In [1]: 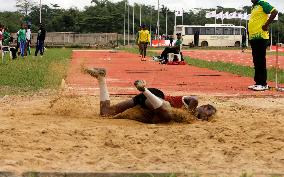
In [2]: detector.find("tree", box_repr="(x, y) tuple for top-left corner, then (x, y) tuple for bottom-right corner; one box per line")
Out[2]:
(16, 0), (35, 16)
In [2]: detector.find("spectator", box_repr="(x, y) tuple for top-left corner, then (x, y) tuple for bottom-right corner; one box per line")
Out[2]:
(25, 24), (32, 55)
(137, 24), (150, 61)
(17, 23), (26, 58)
(35, 23), (46, 57)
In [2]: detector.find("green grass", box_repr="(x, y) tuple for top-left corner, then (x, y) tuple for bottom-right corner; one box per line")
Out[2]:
(267, 51), (284, 56)
(0, 48), (72, 96)
(240, 172), (254, 177)
(123, 47), (284, 84)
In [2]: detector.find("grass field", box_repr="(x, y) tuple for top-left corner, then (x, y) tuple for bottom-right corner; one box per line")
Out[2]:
(0, 48), (72, 96)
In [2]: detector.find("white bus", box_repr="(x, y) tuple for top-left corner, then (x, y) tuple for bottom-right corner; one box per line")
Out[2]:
(174, 24), (246, 47)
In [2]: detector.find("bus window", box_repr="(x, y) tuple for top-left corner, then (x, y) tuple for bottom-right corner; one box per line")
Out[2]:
(206, 27), (215, 35)
(185, 27), (193, 35)
(176, 27), (183, 31)
(241, 28), (247, 35)
(224, 27), (234, 35)
(216, 28), (223, 35)
(234, 28), (241, 35)
(200, 27), (206, 35)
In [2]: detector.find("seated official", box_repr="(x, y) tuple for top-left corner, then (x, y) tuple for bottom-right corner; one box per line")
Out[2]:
(153, 33), (183, 64)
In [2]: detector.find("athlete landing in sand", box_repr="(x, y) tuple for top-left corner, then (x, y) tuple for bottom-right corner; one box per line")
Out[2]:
(83, 67), (217, 123)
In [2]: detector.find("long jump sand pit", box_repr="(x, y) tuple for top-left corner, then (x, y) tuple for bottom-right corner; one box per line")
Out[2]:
(0, 92), (284, 176)
(1, 50), (284, 176)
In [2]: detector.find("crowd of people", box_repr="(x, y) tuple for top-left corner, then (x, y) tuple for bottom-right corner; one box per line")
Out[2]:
(0, 23), (46, 60)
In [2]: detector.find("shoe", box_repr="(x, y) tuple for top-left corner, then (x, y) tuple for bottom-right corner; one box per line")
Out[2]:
(152, 56), (160, 62)
(84, 68), (106, 78)
(160, 60), (167, 64)
(252, 85), (269, 91)
(248, 84), (257, 90)
(141, 57), (147, 61)
(134, 80), (146, 92)
(182, 96), (198, 112)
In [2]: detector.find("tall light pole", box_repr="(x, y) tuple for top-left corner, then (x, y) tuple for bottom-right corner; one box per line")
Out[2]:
(166, 9), (167, 37)
(39, 0), (42, 23)
(133, 4), (135, 41)
(128, 2), (130, 45)
(157, 0), (160, 47)
(124, 1), (126, 45)
(140, 4), (142, 26)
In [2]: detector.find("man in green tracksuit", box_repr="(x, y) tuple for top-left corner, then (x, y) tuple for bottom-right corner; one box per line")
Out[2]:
(248, 0), (278, 91)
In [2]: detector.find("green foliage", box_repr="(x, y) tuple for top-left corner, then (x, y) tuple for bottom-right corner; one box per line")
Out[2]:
(0, 12), (24, 32)
(0, 48), (72, 96)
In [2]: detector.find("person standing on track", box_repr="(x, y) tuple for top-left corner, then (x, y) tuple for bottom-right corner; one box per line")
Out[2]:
(248, 0), (278, 91)
(137, 24), (151, 61)
(135, 25), (143, 57)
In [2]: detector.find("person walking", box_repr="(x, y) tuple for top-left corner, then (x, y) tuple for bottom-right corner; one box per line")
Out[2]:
(248, 0), (278, 91)
(135, 25), (143, 57)
(35, 24), (46, 57)
(137, 24), (150, 61)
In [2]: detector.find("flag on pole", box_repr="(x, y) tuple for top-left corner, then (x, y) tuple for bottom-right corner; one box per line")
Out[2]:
(242, 12), (248, 20)
(216, 11), (223, 19)
(246, 14), (251, 20)
(205, 11), (216, 18)
(228, 12), (237, 19)
(236, 12), (244, 19)
(223, 12), (229, 20)
(175, 10), (183, 17)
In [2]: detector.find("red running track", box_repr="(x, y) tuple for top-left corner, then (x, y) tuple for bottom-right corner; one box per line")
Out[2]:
(182, 50), (284, 69)
(66, 50), (283, 96)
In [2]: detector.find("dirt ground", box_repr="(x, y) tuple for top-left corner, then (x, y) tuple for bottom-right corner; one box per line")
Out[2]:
(0, 91), (283, 176)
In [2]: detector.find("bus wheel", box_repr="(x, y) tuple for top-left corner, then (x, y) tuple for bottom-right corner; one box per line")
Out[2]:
(201, 41), (208, 47)
(234, 41), (241, 47)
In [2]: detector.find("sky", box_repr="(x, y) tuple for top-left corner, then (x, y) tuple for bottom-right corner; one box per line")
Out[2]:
(0, 0), (283, 12)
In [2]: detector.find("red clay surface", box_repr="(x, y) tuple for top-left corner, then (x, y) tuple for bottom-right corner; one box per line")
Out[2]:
(183, 50), (284, 69)
(66, 50), (284, 96)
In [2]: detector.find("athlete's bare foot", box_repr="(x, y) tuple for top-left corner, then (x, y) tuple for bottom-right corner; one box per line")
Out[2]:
(134, 80), (147, 92)
(84, 68), (106, 78)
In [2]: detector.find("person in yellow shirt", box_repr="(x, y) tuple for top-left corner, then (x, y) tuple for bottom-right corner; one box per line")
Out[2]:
(137, 24), (151, 61)
(248, 0), (278, 91)
(135, 26), (143, 57)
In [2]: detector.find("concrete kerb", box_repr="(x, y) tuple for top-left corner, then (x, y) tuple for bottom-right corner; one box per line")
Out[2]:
(0, 172), (18, 177)
(22, 173), (178, 177)
(1, 172), (283, 177)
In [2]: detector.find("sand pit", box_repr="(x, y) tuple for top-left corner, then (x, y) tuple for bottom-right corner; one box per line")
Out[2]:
(0, 92), (284, 176)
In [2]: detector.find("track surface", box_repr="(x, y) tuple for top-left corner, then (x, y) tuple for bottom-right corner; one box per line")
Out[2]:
(66, 50), (283, 96)
(183, 49), (284, 69)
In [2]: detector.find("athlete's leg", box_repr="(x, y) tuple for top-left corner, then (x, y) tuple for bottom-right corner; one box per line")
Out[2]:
(134, 80), (172, 122)
(84, 68), (136, 116)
